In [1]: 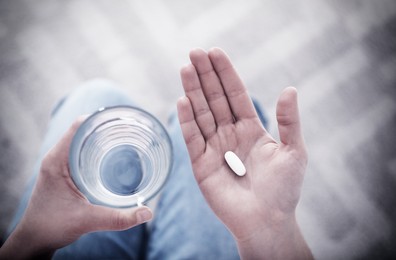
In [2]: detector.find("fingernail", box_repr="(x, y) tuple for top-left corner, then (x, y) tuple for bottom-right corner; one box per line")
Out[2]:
(137, 209), (152, 224)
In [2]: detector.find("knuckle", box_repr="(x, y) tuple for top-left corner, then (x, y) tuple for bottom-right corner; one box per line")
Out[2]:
(194, 107), (210, 118)
(40, 151), (56, 175)
(112, 211), (130, 229)
(276, 114), (297, 126)
(226, 87), (245, 98)
(186, 133), (201, 145)
(206, 90), (224, 102)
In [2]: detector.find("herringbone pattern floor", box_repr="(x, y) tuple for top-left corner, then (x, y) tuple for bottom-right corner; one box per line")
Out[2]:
(1, 0), (395, 258)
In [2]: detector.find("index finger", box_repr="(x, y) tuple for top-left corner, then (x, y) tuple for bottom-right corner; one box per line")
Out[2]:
(45, 115), (88, 169)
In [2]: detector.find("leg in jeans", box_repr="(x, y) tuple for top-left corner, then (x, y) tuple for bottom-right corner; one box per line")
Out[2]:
(7, 79), (147, 259)
(147, 100), (267, 259)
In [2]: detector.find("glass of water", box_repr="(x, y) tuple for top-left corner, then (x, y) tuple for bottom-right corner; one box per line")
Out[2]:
(69, 106), (173, 208)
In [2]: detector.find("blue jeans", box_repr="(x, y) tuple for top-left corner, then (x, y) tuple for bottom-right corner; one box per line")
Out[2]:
(7, 79), (267, 259)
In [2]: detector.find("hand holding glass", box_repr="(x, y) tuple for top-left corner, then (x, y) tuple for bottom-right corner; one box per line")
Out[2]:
(69, 106), (173, 208)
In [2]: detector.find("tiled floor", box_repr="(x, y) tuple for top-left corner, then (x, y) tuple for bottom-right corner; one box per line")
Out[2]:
(0, 0), (395, 258)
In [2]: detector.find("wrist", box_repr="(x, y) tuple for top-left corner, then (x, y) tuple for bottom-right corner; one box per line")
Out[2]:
(235, 214), (313, 260)
(0, 220), (55, 260)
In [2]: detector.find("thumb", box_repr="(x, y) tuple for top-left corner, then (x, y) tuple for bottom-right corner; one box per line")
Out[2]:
(83, 205), (153, 232)
(276, 87), (303, 146)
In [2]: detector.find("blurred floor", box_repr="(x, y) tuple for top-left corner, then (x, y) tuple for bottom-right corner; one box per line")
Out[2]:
(0, 0), (395, 259)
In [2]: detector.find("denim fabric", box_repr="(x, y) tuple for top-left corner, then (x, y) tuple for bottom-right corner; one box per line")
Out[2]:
(7, 79), (267, 259)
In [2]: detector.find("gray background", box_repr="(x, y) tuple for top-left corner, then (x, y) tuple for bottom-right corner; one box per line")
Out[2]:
(1, 0), (395, 259)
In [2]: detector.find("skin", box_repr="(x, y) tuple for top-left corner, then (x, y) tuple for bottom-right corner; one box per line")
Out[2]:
(0, 47), (313, 259)
(0, 116), (153, 259)
(177, 48), (313, 259)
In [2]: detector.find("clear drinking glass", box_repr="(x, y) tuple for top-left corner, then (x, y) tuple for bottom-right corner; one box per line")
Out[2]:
(69, 106), (173, 208)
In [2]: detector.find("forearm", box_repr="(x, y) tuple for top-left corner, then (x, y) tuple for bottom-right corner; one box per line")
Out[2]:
(236, 216), (313, 260)
(0, 223), (55, 260)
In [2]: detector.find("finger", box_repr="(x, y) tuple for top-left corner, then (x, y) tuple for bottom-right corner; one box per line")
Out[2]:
(45, 115), (89, 167)
(180, 64), (217, 139)
(189, 48), (234, 125)
(177, 96), (206, 162)
(83, 205), (153, 232)
(208, 47), (257, 121)
(276, 87), (304, 146)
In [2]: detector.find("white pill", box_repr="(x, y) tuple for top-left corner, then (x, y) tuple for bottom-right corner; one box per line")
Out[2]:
(224, 151), (246, 176)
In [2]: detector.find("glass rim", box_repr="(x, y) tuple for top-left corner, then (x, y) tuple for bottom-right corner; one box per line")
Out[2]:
(69, 105), (174, 208)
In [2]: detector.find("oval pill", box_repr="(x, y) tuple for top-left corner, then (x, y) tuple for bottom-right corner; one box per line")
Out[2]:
(224, 151), (246, 176)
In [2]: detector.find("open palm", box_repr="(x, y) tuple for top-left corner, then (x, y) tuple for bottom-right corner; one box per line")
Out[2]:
(177, 48), (308, 241)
